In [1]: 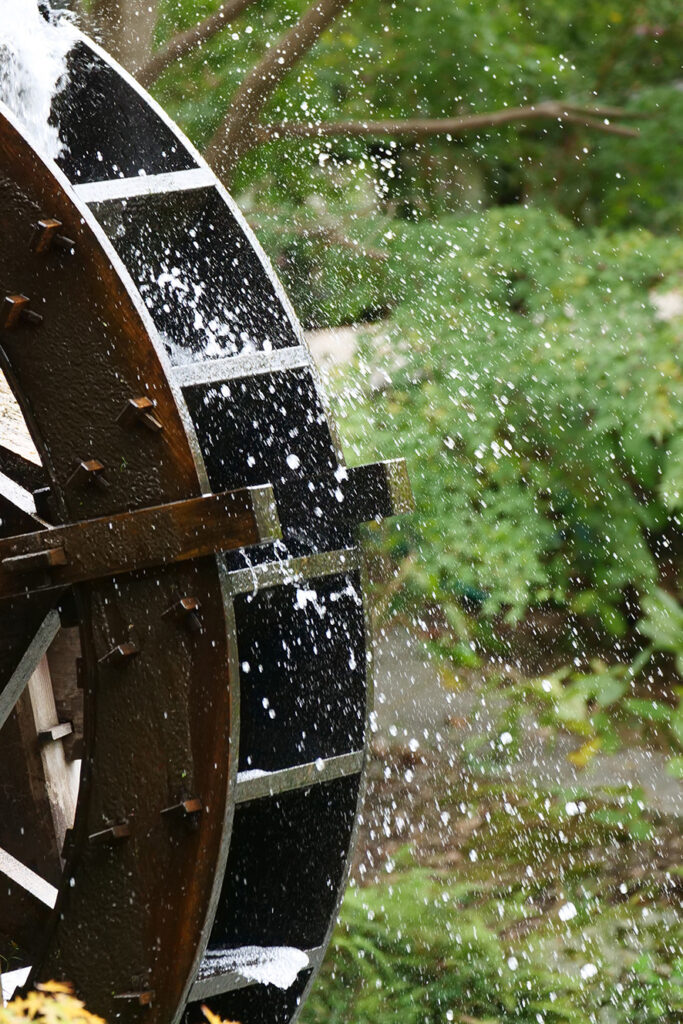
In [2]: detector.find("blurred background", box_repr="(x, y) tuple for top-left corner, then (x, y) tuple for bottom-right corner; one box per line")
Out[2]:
(35, 2), (683, 1020)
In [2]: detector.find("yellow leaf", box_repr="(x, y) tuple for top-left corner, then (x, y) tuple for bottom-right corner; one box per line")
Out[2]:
(2, 987), (106, 1024)
(201, 1006), (241, 1024)
(35, 982), (74, 995)
(568, 735), (602, 768)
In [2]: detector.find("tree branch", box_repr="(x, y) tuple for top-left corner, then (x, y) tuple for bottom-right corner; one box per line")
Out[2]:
(203, 0), (354, 176)
(253, 101), (640, 145)
(137, 0), (258, 88)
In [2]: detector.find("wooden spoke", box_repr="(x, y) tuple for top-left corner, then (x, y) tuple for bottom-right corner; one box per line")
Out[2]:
(0, 846), (58, 909)
(0, 443), (45, 493)
(1, 967), (32, 1005)
(0, 469), (45, 537)
(0, 610), (60, 734)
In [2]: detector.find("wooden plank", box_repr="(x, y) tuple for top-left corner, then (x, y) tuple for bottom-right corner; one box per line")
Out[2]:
(38, 722), (74, 744)
(0, 486), (281, 600)
(235, 752), (364, 805)
(277, 459), (414, 529)
(75, 169), (214, 205)
(224, 548), (360, 597)
(46, 626), (83, 764)
(27, 656), (77, 851)
(172, 346), (310, 388)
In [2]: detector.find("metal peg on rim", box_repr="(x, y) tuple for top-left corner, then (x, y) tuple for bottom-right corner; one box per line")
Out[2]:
(30, 218), (75, 255)
(33, 486), (57, 522)
(67, 458), (110, 491)
(88, 821), (131, 844)
(161, 797), (203, 830)
(2, 294), (43, 329)
(162, 595), (202, 633)
(98, 641), (139, 668)
(117, 396), (164, 433)
(113, 991), (154, 1007)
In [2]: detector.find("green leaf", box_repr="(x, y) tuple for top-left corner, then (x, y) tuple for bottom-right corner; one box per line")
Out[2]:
(638, 589), (683, 652)
(669, 706), (683, 749)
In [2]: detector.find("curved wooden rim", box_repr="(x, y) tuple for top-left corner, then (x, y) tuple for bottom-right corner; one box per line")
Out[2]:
(0, 101), (234, 1023)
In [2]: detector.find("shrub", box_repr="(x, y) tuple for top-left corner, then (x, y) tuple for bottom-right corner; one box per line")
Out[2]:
(332, 207), (682, 666)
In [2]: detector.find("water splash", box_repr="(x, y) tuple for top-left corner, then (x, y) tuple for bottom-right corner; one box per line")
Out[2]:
(199, 946), (310, 989)
(0, 0), (75, 160)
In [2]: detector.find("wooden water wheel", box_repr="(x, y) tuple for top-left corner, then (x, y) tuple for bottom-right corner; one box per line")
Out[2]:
(0, 24), (412, 1024)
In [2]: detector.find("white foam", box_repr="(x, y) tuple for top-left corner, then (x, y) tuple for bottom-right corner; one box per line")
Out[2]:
(201, 946), (310, 989)
(0, 1), (75, 159)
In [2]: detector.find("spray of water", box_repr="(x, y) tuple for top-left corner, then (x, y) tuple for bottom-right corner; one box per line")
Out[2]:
(0, 0), (75, 160)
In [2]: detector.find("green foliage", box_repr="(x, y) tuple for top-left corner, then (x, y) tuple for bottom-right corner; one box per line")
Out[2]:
(331, 207), (682, 641)
(589, 786), (655, 841)
(303, 871), (587, 1024)
(301, 772), (683, 1024)
(251, 195), (683, 747)
(153, 0), (683, 226)
(638, 589), (683, 678)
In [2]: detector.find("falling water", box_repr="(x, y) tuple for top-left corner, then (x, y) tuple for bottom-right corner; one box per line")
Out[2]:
(0, 0), (75, 160)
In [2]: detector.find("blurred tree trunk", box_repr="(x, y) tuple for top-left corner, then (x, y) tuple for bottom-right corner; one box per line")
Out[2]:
(203, 0), (353, 177)
(84, 0), (158, 74)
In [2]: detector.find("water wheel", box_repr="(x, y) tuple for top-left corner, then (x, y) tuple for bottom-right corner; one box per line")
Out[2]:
(0, 25), (412, 1024)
